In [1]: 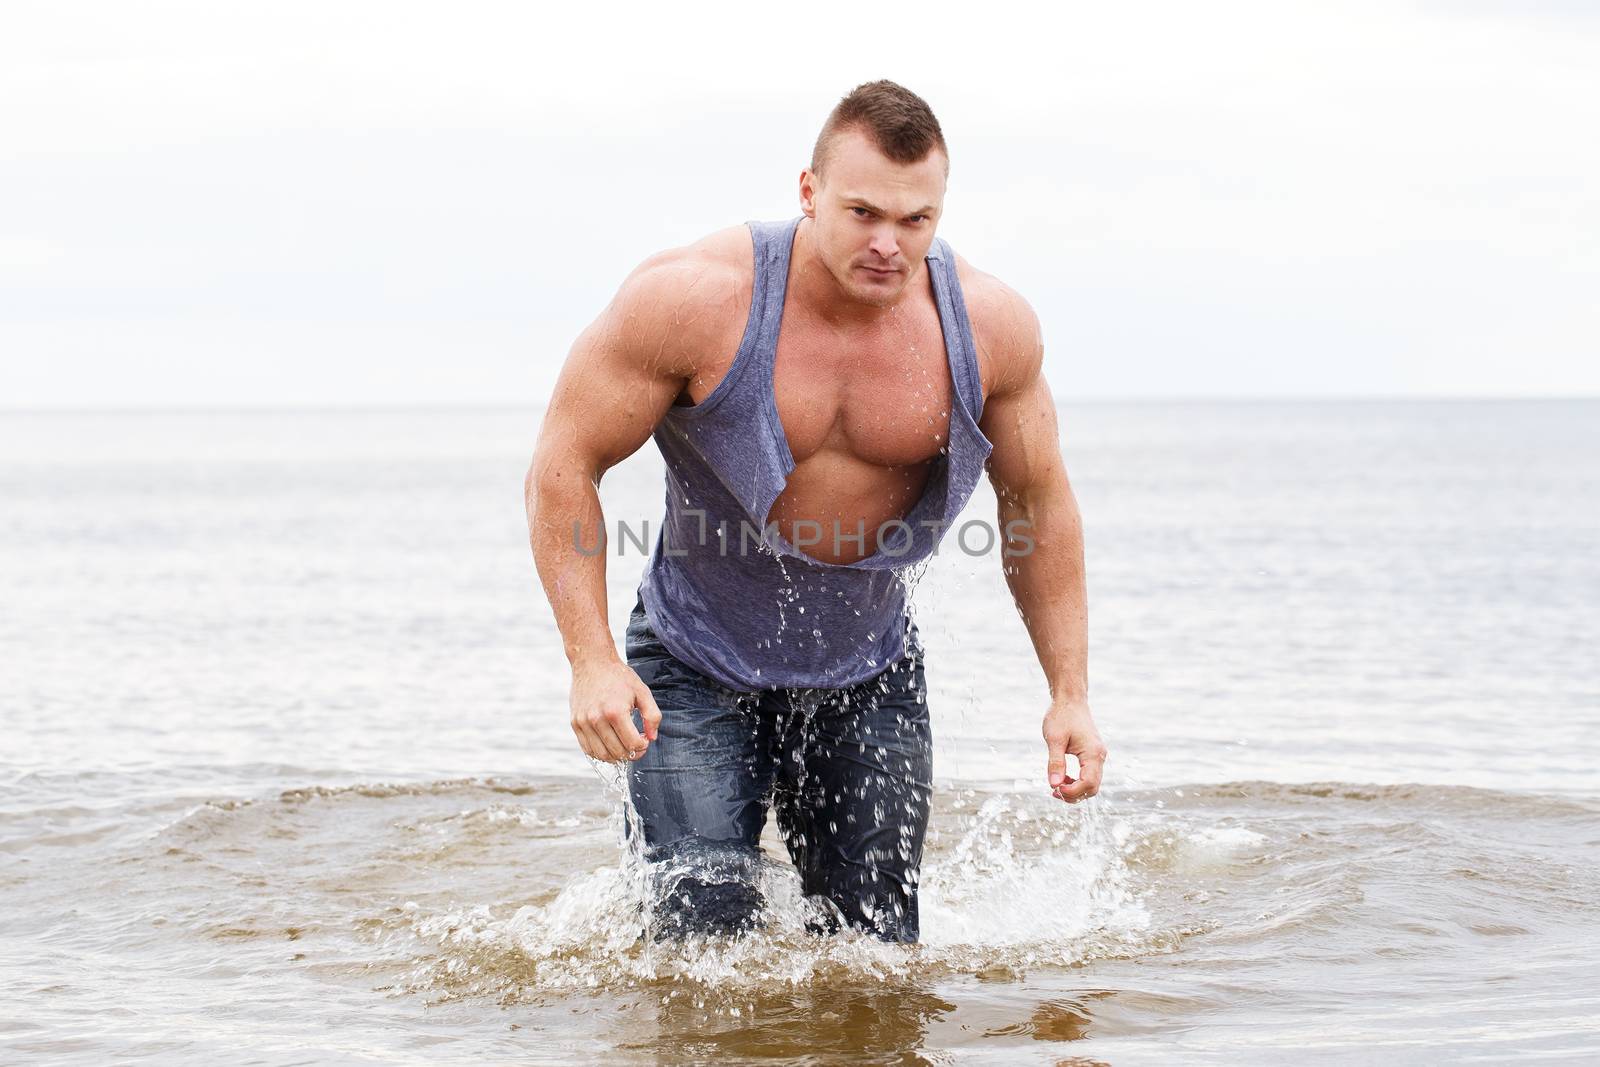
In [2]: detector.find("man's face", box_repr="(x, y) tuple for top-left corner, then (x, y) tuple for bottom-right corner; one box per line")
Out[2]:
(799, 128), (947, 308)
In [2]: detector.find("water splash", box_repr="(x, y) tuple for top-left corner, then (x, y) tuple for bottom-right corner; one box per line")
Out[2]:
(386, 787), (1171, 1004)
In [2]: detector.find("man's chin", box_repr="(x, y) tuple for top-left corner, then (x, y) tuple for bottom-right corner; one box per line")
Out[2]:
(844, 278), (905, 307)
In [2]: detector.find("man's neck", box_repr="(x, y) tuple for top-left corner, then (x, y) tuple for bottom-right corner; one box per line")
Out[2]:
(787, 217), (926, 332)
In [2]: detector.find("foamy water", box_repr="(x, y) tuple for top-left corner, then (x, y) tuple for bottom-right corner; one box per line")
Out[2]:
(3, 401), (1598, 1063)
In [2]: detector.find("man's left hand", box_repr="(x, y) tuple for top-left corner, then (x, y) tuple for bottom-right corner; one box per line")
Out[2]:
(1042, 698), (1107, 803)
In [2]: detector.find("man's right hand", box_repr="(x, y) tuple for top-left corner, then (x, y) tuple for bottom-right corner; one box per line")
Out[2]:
(569, 656), (663, 762)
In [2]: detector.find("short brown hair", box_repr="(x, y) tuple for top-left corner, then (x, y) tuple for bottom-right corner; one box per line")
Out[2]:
(810, 80), (948, 176)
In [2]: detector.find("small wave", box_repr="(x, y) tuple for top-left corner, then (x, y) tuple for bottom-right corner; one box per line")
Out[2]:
(278, 776), (537, 804)
(72, 771), (1595, 1016)
(1160, 780), (1600, 818)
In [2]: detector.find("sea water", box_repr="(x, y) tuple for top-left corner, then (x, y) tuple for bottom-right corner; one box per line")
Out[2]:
(2, 399), (1597, 1063)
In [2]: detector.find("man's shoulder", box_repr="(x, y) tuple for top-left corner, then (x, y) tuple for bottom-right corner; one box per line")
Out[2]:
(947, 249), (1043, 398)
(611, 225), (754, 356)
(623, 225), (753, 304)
(604, 225), (761, 367)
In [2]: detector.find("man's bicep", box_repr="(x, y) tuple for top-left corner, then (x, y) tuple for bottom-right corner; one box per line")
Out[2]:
(982, 362), (1066, 499)
(965, 273), (1063, 498)
(534, 276), (692, 481)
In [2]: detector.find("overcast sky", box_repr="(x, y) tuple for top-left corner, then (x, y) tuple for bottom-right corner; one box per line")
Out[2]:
(2, 0), (1595, 408)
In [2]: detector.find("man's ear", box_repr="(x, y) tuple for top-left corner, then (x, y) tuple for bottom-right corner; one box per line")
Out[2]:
(798, 169), (819, 217)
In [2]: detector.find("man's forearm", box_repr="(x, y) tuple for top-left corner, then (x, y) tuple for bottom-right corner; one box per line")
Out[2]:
(997, 480), (1088, 701)
(526, 458), (619, 670)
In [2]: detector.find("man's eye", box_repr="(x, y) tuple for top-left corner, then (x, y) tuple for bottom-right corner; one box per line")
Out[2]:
(906, 215), (927, 224)
(851, 207), (871, 218)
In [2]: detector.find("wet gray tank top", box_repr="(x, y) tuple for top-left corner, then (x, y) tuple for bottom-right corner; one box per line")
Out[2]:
(637, 216), (993, 691)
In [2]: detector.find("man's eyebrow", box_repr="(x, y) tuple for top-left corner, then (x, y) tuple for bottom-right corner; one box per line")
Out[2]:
(844, 197), (937, 218)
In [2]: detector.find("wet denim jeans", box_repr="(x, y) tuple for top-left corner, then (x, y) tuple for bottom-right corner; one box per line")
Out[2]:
(623, 595), (934, 943)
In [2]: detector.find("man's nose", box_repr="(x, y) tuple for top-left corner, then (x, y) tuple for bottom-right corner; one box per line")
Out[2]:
(869, 224), (900, 261)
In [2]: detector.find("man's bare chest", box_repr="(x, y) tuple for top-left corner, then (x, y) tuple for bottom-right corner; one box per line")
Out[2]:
(674, 259), (971, 473)
(771, 313), (955, 469)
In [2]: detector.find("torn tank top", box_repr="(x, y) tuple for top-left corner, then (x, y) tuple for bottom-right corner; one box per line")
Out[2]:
(636, 216), (993, 691)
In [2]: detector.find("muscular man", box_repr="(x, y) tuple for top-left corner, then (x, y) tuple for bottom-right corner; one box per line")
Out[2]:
(525, 81), (1106, 942)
